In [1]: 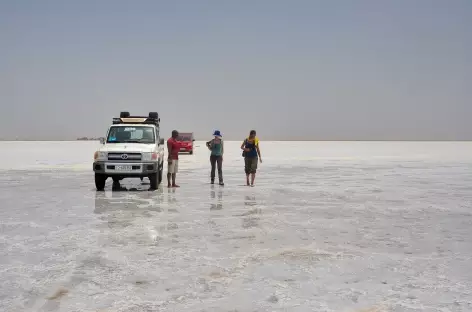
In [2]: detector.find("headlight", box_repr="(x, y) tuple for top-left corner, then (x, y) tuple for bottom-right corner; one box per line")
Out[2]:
(142, 152), (158, 161)
(94, 151), (107, 160)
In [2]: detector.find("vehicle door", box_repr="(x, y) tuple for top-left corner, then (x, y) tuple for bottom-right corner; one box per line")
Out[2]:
(156, 128), (165, 159)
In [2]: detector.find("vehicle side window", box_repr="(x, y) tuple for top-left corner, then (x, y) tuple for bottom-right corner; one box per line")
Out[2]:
(108, 128), (118, 141)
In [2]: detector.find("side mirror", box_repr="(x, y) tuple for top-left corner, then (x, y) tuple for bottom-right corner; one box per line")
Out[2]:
(159, 138), (165, 145)
(99, 137), (105, 144)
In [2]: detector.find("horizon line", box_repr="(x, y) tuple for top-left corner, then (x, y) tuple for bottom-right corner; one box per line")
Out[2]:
(1, 139), (471, 143)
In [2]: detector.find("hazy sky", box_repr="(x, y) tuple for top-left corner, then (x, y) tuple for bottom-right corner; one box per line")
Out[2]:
(1, 0), (471, 140)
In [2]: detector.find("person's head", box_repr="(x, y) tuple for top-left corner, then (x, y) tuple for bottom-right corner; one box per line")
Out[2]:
(172, 130), (179, 138)
(213, 130), (222, 139)
(249, 130), (256, 139)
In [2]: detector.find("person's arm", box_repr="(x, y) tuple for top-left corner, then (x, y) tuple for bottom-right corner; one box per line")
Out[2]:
(241, 139), (249, 151)
(206, 139), (213, 150)
(167, 140), (172, 162)
(221, 140), (224, 155)
(256, 140), (262, 162)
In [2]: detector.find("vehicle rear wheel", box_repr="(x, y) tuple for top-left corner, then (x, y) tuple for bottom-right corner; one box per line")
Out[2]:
(149, 171), (159, 190)
(95, 174), (107, 191)
(189, 150), (193, 155)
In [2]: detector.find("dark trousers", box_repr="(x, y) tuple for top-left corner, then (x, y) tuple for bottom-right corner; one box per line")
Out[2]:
(210, 155), (223, 182)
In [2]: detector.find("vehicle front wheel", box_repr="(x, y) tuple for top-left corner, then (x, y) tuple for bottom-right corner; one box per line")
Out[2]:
(149, 171), (159, 190)
(189, 150), (193, 155)
(95, 173), (107, 191)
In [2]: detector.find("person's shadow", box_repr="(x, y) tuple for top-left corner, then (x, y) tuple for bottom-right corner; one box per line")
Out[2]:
(210, 185), (223, 210)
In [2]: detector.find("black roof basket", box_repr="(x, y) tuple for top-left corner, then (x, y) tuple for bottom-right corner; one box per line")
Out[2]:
(112, 112), (160, 126)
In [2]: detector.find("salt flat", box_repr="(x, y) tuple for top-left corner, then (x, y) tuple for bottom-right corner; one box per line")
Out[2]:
(0, 141), (471, 312)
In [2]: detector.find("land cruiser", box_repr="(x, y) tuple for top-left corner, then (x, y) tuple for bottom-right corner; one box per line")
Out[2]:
(93, 111), (165, 191)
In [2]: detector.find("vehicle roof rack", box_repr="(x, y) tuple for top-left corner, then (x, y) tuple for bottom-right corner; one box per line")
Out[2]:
(112, 115), (160, 127)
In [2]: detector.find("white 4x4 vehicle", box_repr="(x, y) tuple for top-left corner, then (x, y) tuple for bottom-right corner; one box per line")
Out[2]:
(93, 111), (165, 191)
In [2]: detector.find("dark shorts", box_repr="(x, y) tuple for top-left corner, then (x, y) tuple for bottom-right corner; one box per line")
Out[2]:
(244, 157), (258, 174)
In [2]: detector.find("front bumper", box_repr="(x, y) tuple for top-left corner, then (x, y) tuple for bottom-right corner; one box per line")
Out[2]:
(179, 146), (193, 152)
(93, 161), (159, 177)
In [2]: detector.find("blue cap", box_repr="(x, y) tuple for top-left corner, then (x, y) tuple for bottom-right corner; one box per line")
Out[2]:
(213, 130), (222, 137)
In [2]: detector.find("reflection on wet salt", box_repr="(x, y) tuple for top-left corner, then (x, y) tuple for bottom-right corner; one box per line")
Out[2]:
(93, 188), (164, 214)
(241, 195), (262, 229)
(166, 187), (178, 204)
(210, 185), (223, 210)
(244, 195), (256, 207)
(2, 141), (472, 312)
(165, 187), (179, 213)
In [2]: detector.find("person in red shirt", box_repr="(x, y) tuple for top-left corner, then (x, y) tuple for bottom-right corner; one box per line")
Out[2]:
(167, 130), (181, 187)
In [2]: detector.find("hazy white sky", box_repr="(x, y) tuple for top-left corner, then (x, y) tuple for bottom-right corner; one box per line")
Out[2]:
(1, 0), (470, 140)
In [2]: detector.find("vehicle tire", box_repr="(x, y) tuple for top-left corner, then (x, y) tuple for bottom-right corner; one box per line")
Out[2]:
(148, 112), (158, 119)
(95, 174), (107, 191)
(120, 111), (130, 118)
(189, 150), (193, 155)
(149, 171), (159, 190)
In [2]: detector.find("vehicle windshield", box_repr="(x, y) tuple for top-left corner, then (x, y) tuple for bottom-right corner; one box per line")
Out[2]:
(179, 136), (192, 141)
(178, 134), (192, 141)
(107, 126), (155, 144)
